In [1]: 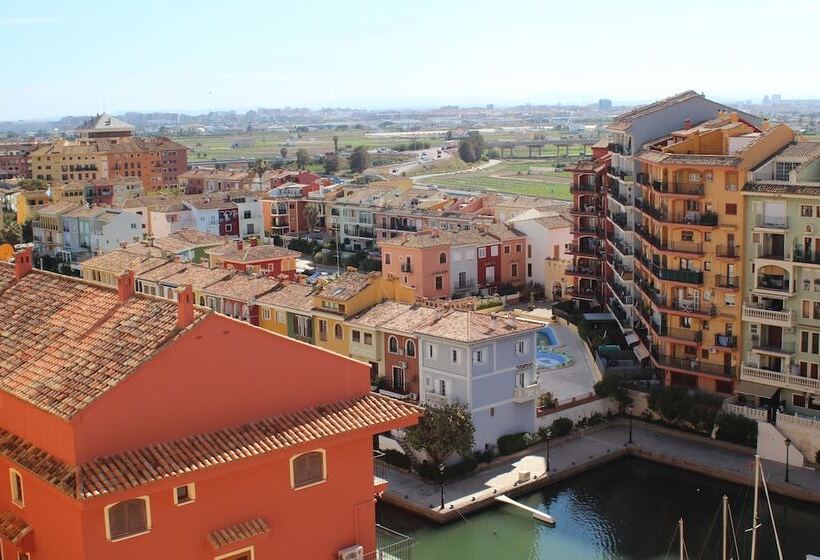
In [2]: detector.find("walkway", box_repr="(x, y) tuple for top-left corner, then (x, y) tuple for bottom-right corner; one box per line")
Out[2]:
(380, 421), (820, 523)
(537, 322), (599, 403)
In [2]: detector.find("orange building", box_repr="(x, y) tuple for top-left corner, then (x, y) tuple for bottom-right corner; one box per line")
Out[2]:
(0, 248), (418, 560)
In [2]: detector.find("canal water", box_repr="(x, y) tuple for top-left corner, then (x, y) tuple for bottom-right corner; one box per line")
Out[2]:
(378, 458), (820, 559)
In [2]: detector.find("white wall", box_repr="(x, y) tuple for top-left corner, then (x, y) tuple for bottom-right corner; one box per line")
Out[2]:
(536, 397), (618, 430)
(757, 421), (806, 467)
(509, 219), (571, 286)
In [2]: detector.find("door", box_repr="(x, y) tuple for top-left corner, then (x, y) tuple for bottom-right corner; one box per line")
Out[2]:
(486, 265), (495, 284)
(771, 234), (784, 257)
(392, 366), (405, 392)
(727, 233), (735, 255)
(768, 326), (782, 349)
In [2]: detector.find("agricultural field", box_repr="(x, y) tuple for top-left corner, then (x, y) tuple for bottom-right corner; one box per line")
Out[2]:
(415, 160), (572, 199)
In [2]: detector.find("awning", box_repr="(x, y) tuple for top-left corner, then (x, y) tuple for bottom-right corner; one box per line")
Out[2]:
(735, 380), (778, 399)
(631, 343), (650, 361)
(624, 333), (639, 345)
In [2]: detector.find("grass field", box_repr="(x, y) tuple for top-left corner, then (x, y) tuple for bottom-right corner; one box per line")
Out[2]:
(415, 160), (572, 199)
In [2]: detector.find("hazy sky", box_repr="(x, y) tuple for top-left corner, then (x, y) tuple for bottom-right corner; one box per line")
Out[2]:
(2, 0), (818, 120)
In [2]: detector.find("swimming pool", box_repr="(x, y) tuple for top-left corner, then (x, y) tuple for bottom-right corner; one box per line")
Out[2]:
(537, 326), (572, 369)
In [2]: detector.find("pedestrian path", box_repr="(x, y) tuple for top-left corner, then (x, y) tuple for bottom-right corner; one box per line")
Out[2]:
(380, 421), (820, 523)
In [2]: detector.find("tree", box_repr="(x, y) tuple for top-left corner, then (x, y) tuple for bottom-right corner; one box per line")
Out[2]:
(458, 132), (486, 163)
(280, 147), (288, 159)
(594, 374), (632, 411)
(348, 146), (371, 174)
(332, 135), (339, 153)
(404, 403), (474, 466)
(296, 148), (310, 169)
(21, 219), (33, 243)
(0, 220), (22, 245)
(250, 158), (269, 190)
(322, 153), (340, 174)
(304, 203), (320, 232)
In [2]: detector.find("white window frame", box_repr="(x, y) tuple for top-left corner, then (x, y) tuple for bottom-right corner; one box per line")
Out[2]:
(473, 347), (487, 365)
(104, 496), (152, 542)
(262, 308), (271, 321)
(173, 482), (196, 506)
(289, 449), (327, 490)
(478, 247), (487, 258)
(9, 469), (23, 508)
(516, 339), (528, 355)
(276, 310), (286, 324)
(215, 545), (256, 560)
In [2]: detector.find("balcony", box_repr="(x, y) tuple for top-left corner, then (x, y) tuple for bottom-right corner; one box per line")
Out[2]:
(636, 172), (650, 186)
(608, 235), (633, 257)
(607, 279), (634, 305)
(754, 215), (789, 230)
(755, 275), (792, 295)
(373, 451), (389, 492)
(653, 181), (705, 196)
(716, 244), (740, 259)
(565, 265), (600, 278)
(741, 365), (820, 393)
(570, 183), (600, 194)
(571, 224), (602, 237)
(793, 247), (820, 265)
(513, 382), (539, 402)
(609, 187), (631, 207)
(713, 333), (737, 349)
(609, 300), (632, 330)
(637, 254), (703, 285)
(751, 340), (795, 357)
(400, 262), (413, 273)
(652, 352), (735, 378)
(665, 298), (716, 318)
(654, 324), (702, 344)
(565, 243), (601, 257)
(423, 392), (453, 407)
(371, 525), (416, 560)
(742, 304), (795, 327)
(568, 286), (598, 301)
(715, 275), (739, 290)
(611, 212), (631, 231)
(570, 204), (603, 216)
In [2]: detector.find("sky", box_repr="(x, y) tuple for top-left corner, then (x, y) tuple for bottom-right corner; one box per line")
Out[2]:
(1, 0), (819, 121)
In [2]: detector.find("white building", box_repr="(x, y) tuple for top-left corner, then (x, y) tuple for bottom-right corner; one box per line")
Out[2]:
(507, 209), (573, 286)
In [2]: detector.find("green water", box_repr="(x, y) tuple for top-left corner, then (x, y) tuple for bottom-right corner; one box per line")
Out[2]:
(378, 458), (820, 559)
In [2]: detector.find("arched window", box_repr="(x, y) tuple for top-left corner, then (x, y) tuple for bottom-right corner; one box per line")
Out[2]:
(406, 339), (416, 357)
(106, 497), (149, 541)
(439, 252), (447, 264)
(199, 296), (205, 306)
(334, 323), (343, 339)
(388, 336), (399, 353)
(291, 450), (326, 489)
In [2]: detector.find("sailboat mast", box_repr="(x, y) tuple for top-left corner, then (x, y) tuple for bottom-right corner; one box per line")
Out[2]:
(679, 518), (685, 560)
(751, 455), (760, 560)
(722, 495), (728, 560)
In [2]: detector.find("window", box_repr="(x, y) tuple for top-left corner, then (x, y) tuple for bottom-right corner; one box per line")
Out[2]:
(406, 339), (416, 357)
(291, 450), (326, 489)
(276, 310), (286, 324)
(385, 253), (391, 265)
(490, 245), (499, 257)
(478, 247), (487, 258)
(528, 263), (532, 278)
(9, 469), (23, 507)
(334, 323), (343, 340)
(681, 230), (694, 242)
(439, 252), (447, 264)
(262, 308), (271, 321)
(515, 243), (523, 253)
(473, 348), (487, 365)
(318, 319), (328, 341)
(801, 205), (814, 217)
(516, 339), (527, 355)
(435, 275), (443, 290)
(352, 330), (361, 343)
(451, 348), (460, 364)
(511, 263), (519, 278)
(438, 379), (447, 396)
(504, 245), (511, 254)
(427, 343), (436, 359)
(173, 483), (196, 505)
(388, 336), (399, 353)
(106, 498), (150, 541)
(725, 203), (737, 216)
(295, 315), (311, 338)
(724, 294), (736, 307)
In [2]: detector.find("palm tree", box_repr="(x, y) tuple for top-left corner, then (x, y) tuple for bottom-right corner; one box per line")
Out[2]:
(333, 135), (339, 153)
(280, 147), (288, 160)
(251, 157), (269, 191)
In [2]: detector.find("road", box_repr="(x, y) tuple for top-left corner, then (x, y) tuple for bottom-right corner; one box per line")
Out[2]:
(412, 158), (501, 184)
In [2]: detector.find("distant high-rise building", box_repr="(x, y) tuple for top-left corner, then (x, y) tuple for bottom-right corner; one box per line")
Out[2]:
(771, 94), (782, 104)
(598, 99), (613, 111)
(763, 95), (771, 106)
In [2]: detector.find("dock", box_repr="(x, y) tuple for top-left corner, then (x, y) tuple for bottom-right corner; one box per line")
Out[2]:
(495, 494), (555, 525)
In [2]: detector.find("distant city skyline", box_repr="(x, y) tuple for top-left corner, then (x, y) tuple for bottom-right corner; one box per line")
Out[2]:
(2, 0), (819, 121)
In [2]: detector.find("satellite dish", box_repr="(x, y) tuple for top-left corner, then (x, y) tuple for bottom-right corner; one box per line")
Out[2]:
(0, 244), (13, 261)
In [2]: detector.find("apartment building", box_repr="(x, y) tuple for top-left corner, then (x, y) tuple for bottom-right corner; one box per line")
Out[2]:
(0, 142), (39, 178)
(31, 200), (82, 256)
(15, 189), (49, 223)
(75, 113), (135, 141)
(416, 311), (541, 451)
(0, 250), (418, 560)
(178, 168), (251, 194)
(507, 209), (573, 289)
(567, 154), (608, 305)
(256, 282), (317, 343)
(740, 141), (820, 417)
(629, 116), (793, 393)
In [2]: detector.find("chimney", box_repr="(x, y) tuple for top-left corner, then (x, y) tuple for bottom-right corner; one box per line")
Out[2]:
(176, 285), (194, 328)
(683, 118), (692, 130)
(13, 247), (33, 280)
(249, 236), (259, 247)
(236, 240), (243, 250)
(116, 270), (135, 302)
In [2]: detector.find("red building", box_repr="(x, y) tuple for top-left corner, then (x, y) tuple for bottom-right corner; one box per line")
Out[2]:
(105, 136), (189, 193)
(379, 305), (442, 398)
(0, 248), (418, 560)
(209, 241), (301, 280)
(218, 206), (239, 237)
(0, 142), (38, 179)
(475, 237), (502, 288)
(567, 140), (609, 308)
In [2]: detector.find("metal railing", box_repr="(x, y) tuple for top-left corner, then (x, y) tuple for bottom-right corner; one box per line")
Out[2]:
(756, 276), (790, 292)
(714, 333), (737, 348)
(364, 525), (416, 560)
(652, 352), (735, 378)
(715, 275), (739, 289)
(716, 244), (740, 258)
(755, 215), (788, 229)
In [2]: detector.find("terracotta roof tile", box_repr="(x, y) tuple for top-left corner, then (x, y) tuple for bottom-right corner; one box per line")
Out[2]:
(253, 282), (316, 313)
(151, 229), (226, 254)
(81, 248), (169, 275)
(202, 274), (280, 301)
(0, 511), (31, 544)
(380, 305), (443, 334)
(348, 301), (413, 328)
(151, 265), (233, 290)
(209, 244), (300, 263)
(0, 266), (207, 419)
(743, 182), (820, 196)
(207, 518), (270, 549)
(415, 310), (542, 343)
(315, 271), (374, 301)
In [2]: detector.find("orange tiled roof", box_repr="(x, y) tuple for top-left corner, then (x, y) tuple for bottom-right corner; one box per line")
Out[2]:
(0, 511), (31, 544)
(0, 394), (419, 499)
(207, 518), (270, 549)
(0, 265), (207, 419)
(209, 243), (300, 263)
(415, 310), (542, 343)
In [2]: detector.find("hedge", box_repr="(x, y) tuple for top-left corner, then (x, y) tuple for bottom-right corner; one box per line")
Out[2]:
(416, 458), (478, 481)
(550, 417), (574, 437)
(497, 432), (530, 455)
(381, 449), (411, 470)
(715, 413), (758, 447)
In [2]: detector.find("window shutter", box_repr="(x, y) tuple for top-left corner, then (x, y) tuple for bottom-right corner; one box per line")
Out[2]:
(109, 503), (128, 538)
(127, 499), (148, 533)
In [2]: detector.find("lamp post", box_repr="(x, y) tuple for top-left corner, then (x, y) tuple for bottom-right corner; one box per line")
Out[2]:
(438, 463), (445, 510)
(545, 428), (552, 473)
(785, 438), (791, 483)
(627, 404), (634, 445)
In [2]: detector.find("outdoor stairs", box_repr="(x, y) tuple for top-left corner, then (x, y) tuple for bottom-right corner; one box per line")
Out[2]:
(397, 437), (421, 469)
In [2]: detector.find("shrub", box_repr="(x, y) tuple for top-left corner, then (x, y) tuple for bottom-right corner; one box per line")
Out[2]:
(473, 449), (495, 464)
(538, 392), (557, 410)
(497, 432), (530, 455)
(715, 414), (758, 447)
(550, 417), (574, 437)
(648, 386), (722, 433)
(416, 457), (477, 481)
(381, 449), (411, 470)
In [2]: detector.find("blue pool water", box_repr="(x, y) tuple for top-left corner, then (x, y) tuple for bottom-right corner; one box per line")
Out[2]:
(536, 326), (571, 369)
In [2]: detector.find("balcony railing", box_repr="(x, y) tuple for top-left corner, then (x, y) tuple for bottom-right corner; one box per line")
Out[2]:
(754, 216), (789, 230)
(400, 262), (413, 273)
(793, 247), (820, 265)
(607, 279), (634, 305)
(611, 212), (629, 230)
(365, 525), (416, 560)
(741, 304), (795, 327)
(636, 172), (650, 186)
(741, 365), (820, 393)
(565, 266), (600, 277)
(565, 243), (601, 257)
(568, 286), (598, 300)
(638, 253), (703, 285)
(715, 275), (740, 289)
(570, 183), (600, 194)
(609, 300), (632, 330)
(652, 352), (735, 378)
(756, 276), (791, 293)
(570, 204), (603, 215)
(752, 340), (795, 355)
(714, 333), (737, 348)
(513, 382), (539, 402)
(424, 392), (453, 407)
(656, 325), (702, 343)
(653, 181), (705, 196)
(716, 244), (740, 258)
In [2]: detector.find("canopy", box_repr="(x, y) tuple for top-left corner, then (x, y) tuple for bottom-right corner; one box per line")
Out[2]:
(735, 380), (778, 399)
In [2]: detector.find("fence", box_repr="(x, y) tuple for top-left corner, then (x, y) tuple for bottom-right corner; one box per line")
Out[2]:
(363, 525), (416, 560)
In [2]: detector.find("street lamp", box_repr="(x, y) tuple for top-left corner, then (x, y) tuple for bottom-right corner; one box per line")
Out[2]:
(545, 428), (552, 473)
(438, 464), (446, 510)
(785, 438), (791, 483)
(627, 404), (634, 445)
